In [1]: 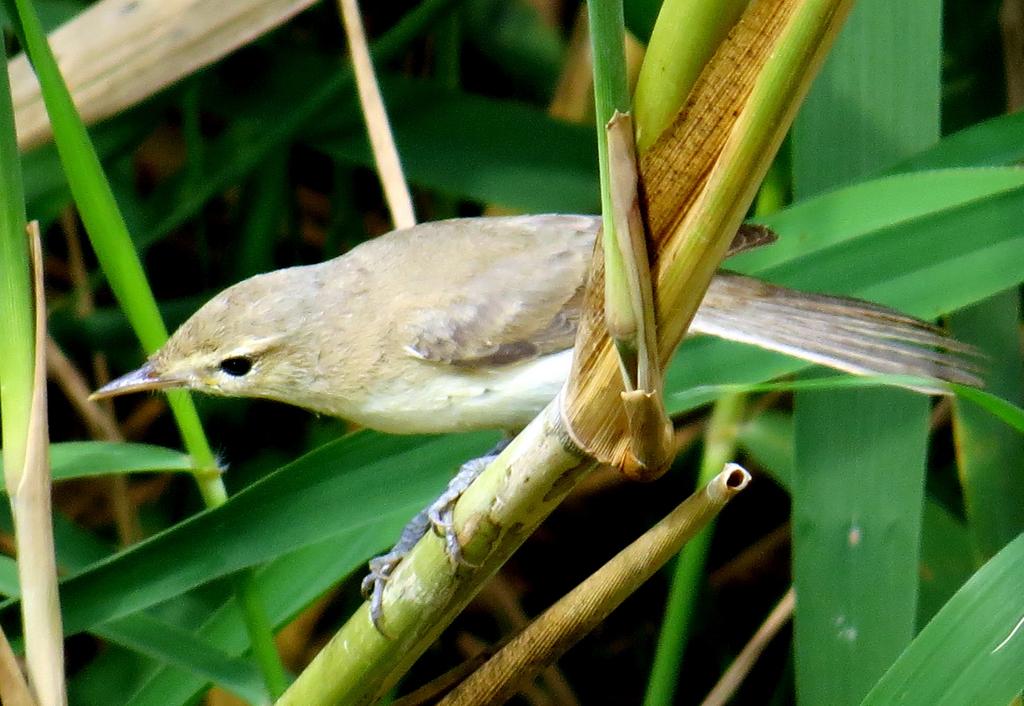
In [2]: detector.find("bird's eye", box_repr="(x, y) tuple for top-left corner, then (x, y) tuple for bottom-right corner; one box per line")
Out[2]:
(219, 356), (253, 377)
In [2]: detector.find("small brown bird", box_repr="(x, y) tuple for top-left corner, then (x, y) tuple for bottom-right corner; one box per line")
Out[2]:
(91, 214), (978, 626)
(92, 214), (976, 413)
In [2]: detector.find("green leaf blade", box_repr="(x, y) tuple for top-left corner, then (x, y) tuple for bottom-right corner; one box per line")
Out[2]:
(789, 0), (941, 702)
(861, 534), (1024, 706)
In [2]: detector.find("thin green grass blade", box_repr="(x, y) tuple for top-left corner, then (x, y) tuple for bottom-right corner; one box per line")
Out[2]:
(948, 293), (1024, 562)
(860, 534), (1024, 706)
(789, 1), (940, 702)
(644, 394), (745, 706)
(950, 384), (1024, 435)
(8, 0), (218, 484)
(0, 15), (32, 490)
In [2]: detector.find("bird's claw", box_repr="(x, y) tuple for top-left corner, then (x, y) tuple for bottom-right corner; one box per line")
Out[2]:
(361, 551), (403, 633)
(427, 493), (475, 568)
(360, 443), (508, 634)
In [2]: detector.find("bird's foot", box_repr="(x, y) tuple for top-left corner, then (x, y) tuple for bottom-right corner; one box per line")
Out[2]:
(361, 509), (430, 632)
(361, 439), (510, 634)
(426, 454), (498, 567)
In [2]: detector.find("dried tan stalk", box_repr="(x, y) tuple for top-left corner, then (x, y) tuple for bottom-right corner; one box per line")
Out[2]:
(337, 0), (416, 229)
(562, 0), (854, 467)
(0, 624), (35, 706)
(9, 0), (317, 150)
(439, 465), (751, 706)
(12, 223), (66, 705)
(701, 586), (796, 706)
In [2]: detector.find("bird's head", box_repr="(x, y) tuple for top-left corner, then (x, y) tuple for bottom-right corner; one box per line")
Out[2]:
(91, 267), (327, 404)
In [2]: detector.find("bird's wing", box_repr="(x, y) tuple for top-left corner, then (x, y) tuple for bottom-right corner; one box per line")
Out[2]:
(404, 216), (779, 367)
(403, 215), (978, 388)
(691, 273), (983, 388)
(403, 215), (596, 366)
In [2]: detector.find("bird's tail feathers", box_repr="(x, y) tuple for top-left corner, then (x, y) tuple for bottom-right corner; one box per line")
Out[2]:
(693, 274), (983, 392)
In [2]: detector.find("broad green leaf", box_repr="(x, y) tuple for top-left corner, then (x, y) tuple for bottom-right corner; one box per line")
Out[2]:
(124, 529), (389, 705)
(672, 374), (936, 413)
(792, 386), (928, 703)
(98, 614), (266, 704)
(736, 410), (976, 627)
(728, 168), (1024, 274)
(890, 111), (1024, 172)
(951, 384), (1024, 435)
(790, 3), (939, 186)
(0, 442), (193, 486)
(789, 2), (940, 703)
(0, 555), (265, 702)
(0, 430), (497, 638)
(861, 534), (1024, 706)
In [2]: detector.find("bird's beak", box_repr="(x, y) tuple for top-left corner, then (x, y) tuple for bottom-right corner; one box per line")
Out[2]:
(89, 362), (185, 400)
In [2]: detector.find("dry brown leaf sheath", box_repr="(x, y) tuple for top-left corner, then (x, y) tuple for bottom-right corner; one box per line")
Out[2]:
(563, 0), (854, 468)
